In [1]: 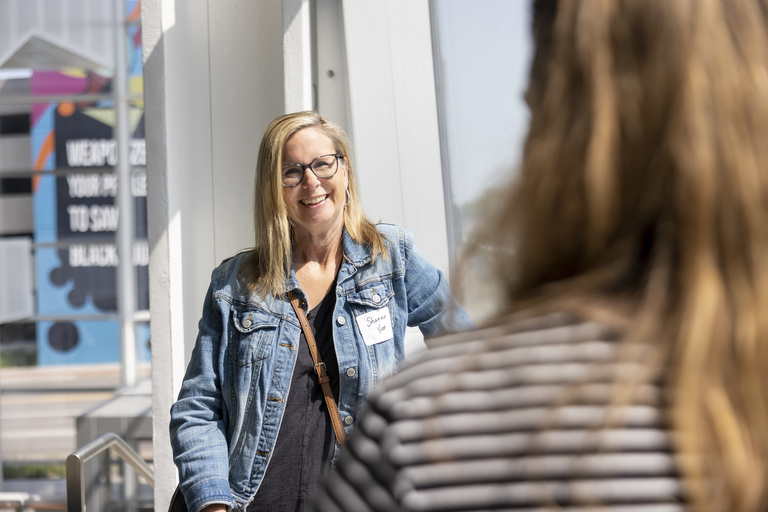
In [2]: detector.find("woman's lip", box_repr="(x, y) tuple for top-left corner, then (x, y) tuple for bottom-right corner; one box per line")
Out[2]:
(300, 194), (329, 206)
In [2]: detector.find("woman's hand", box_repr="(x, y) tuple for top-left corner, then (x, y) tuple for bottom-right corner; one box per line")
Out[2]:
(201, 505), (228, 512)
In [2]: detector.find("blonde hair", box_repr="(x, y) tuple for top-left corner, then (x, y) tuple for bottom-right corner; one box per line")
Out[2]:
(484, 1), (768, 510)
(240, 111), (386, 297)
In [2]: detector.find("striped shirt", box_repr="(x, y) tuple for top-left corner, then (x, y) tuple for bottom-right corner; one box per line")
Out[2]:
(311, 311), (687, 511)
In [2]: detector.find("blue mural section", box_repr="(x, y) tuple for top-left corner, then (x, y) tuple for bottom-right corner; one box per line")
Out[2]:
(37, 320), (150, 366)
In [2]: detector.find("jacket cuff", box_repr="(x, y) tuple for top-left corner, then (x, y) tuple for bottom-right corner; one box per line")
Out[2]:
(185, 478), (234, 512)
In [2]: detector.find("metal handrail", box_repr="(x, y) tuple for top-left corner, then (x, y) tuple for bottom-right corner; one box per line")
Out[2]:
(66, 432), (155, 512)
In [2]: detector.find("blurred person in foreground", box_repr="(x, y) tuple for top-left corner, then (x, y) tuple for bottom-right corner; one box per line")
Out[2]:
(311, 0), (768, 511)
(170, 111), (473, 512)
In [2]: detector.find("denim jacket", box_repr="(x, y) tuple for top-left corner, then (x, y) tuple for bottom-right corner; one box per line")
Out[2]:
(170, 223), (474, 512)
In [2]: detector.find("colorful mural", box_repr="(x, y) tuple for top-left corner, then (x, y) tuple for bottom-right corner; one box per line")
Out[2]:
(30, 0), (150, 365)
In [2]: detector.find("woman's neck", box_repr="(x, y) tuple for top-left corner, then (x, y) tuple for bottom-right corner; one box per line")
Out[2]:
(291, 223), (345, 267)
(292, 225), (344, 309)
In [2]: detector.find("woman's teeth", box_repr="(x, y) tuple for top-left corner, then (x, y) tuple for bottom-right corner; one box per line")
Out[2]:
(301, 195), (327, 205)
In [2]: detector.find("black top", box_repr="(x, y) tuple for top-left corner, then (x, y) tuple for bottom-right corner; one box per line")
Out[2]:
(249, 287), (340, 511)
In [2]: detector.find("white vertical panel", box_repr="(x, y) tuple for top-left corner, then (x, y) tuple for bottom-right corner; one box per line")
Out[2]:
(25, 0), (38, 33)
(340, 0), (450, 275)
(71, 0), (88, 49)
(0, 196), (33, 235)
(208, 1), (284, 262)
(42, 1), (66, 40)
(91, 0), (113, 66)
(0, 135), (31, 171)
(0, 237), (33, 323)
(283, 0), (313, 113)
(315, 0), (350, 134)
(340, 1), (403, 224)
(385, 0), (449, 273)
(80, 0), (90, 49)
(0, 0), (19, 52)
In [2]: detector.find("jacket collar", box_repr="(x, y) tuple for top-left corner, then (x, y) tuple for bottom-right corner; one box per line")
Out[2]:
(282, 226), (371, 294)
(341, 227), (372, 268)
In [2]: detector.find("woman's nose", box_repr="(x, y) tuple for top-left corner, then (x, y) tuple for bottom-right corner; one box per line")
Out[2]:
(302, 167), (321, 187)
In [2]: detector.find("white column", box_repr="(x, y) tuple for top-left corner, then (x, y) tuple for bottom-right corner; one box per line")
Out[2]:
(142, 1), (202, 509)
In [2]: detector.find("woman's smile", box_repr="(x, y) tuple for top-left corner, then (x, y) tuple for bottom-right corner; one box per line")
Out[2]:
(300, 194), (329, 207)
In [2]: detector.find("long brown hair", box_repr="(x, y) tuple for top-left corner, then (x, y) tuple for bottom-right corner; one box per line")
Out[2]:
(484, 1), (768, 510)
(240, 111), (387, 296)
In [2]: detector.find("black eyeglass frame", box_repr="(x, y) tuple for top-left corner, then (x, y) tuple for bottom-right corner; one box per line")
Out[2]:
(281, 153), (343, 188)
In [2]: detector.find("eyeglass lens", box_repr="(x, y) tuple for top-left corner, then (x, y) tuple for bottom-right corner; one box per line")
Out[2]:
(282, 154), (339, 187)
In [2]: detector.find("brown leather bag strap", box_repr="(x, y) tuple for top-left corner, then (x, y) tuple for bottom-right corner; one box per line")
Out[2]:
(289, 291), (348, 445)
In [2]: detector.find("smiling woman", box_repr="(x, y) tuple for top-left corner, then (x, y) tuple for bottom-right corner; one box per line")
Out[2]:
(168, 111), (474, 512)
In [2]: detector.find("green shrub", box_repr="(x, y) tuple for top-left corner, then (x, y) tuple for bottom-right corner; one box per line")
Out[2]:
(0, 349), (37, 368)
(2, 463), (66, 480)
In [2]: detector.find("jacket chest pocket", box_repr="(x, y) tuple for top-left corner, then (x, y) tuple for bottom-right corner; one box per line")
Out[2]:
(346, 281), (394, 310)
(346, 281), (396, 343)
(345, 281), (403, 386)
(228, 308), (279, 368)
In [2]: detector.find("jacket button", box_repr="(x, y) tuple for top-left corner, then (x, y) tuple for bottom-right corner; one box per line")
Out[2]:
(344, 416), (354, 425)
(242, 318), (252, 328)
(346, 367), (356, 377)
(372, 294), (381, 303)
(337, 316), (346, 325)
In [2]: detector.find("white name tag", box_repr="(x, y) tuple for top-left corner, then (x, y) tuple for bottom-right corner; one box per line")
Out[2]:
(355, 307), (394, 346)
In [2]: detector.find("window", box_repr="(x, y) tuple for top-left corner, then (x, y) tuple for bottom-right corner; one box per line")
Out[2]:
(431, 0), (533, 320)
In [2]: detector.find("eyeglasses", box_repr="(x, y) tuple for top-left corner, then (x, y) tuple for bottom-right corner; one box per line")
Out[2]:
(281, 154), (342, 187)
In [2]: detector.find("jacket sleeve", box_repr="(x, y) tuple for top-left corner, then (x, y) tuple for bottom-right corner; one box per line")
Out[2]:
(398, 227), (474, 338)
(169, 279), (235, 512)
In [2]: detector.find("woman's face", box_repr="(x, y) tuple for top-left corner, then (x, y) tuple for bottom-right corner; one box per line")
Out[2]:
(282, 126), (348, 240)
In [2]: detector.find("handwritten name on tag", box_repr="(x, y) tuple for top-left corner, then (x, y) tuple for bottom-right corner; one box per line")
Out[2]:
(355, 307), (394, 346)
